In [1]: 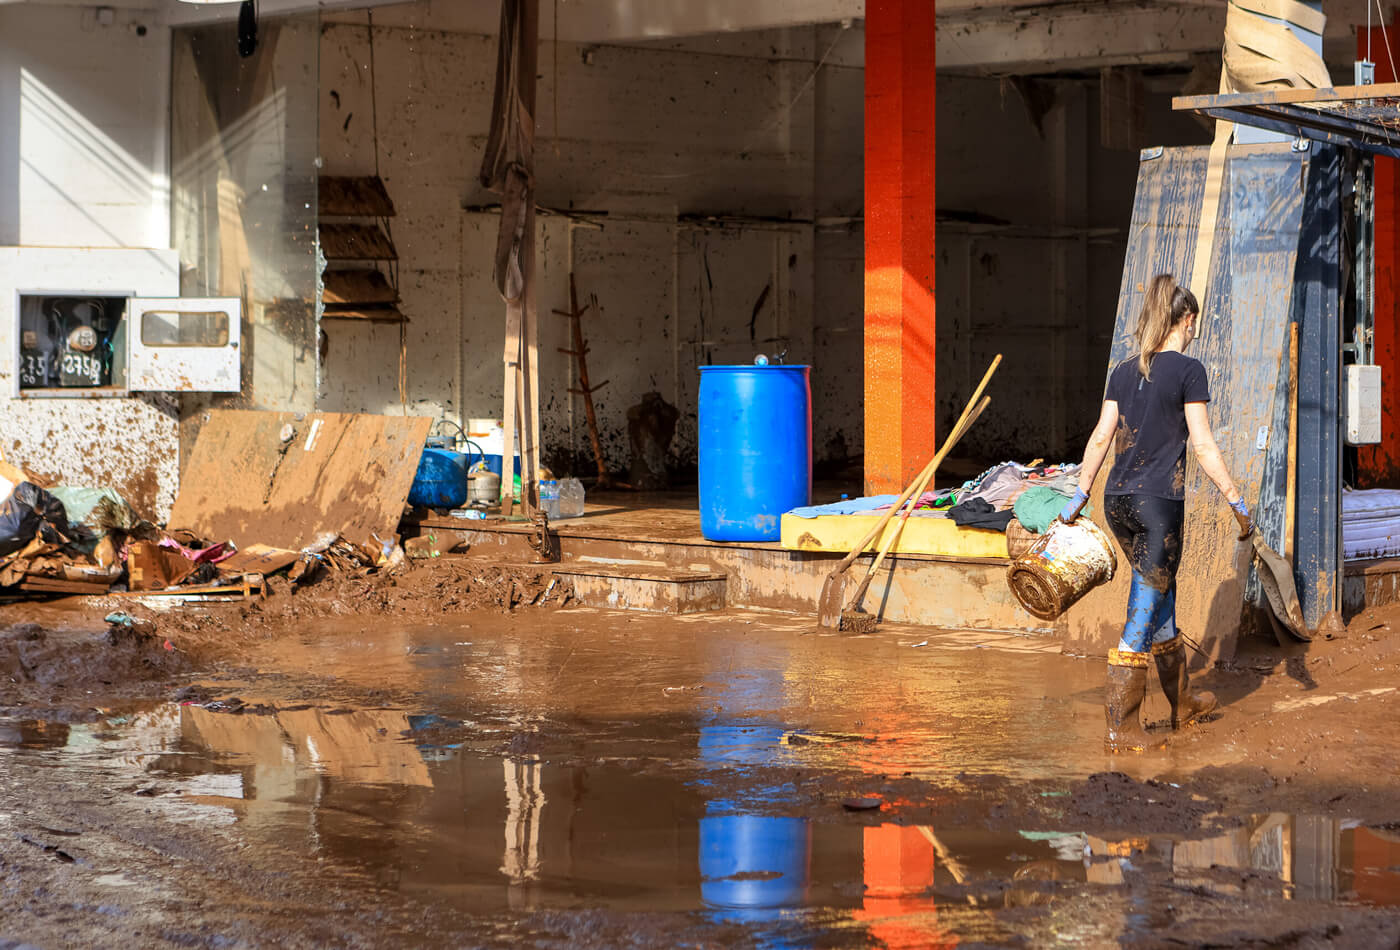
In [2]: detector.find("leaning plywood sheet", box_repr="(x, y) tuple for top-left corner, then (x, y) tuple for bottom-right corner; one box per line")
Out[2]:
(168, 410), (431, 554)
(1065, 143), (1307, 664)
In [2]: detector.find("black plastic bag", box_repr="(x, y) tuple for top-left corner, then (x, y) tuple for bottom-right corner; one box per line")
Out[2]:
(0, 482), (73, 556)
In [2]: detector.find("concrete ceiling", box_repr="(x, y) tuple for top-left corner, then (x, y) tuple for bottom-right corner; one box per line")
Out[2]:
(8, 0), (1397, 75)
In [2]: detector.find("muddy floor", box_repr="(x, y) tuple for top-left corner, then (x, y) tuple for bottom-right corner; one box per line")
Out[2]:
(1, 566), (1399, 948)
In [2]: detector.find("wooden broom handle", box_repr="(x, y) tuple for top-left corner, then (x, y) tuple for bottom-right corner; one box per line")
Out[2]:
(859, 395), (991, 584)
(830, 355), (1002, 573)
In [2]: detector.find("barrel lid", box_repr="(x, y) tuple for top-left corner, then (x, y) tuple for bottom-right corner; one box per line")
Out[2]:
(699, 364), (810, 372)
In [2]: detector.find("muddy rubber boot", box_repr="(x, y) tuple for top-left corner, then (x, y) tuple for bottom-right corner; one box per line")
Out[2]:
(1152, 636), (1218, 728)
(1104, 650), (1157, 753)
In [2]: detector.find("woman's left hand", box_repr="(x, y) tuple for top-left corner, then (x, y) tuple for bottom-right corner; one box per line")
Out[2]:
(1230, 498), (1254, 540)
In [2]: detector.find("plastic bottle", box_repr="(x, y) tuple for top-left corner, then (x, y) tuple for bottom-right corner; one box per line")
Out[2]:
(538, 479), (561, 519)
(558, 478), (585, 518)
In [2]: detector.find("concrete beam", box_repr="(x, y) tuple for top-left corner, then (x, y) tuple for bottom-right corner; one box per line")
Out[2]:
(937, 0), (1389, 73)
(161, 0), (866, 39)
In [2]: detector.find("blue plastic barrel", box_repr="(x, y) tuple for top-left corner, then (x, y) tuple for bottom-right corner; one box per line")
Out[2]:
(408, 447), (469, 509)
(480, 453), (523, 478)
(699, 365), (811, 541)
(700, 813), (810, 912)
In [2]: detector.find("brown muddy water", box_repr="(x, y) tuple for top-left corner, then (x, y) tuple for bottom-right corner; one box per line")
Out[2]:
(2, 701), (1399, 947)
(3, 608), (1400, 947)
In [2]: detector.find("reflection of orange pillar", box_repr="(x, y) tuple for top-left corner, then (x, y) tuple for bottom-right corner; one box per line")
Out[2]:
(864, 0), (937, 495)
(1359, 22), (1400, 487)
(854, 825), (956, 949)
(1352, 828), (1400, 905)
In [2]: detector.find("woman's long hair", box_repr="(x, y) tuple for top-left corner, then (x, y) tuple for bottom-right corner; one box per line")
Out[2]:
(1134, 274), (1199, 380)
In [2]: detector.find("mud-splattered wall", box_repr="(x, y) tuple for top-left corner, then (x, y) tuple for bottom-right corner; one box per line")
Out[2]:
(0, 6), (181, 519)
(933, 73), (1213, 461)
(0, 249), (183, 519)
(315, 10), (863, 475)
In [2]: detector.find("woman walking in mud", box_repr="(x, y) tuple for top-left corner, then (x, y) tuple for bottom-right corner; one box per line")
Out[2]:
(1058, 274), (1253, 753)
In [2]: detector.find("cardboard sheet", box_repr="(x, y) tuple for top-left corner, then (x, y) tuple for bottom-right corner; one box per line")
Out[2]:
(169, 410), (430, 554)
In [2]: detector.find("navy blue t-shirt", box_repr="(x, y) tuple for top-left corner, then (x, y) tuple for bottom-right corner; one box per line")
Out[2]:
(1103, 352), (1210, 500)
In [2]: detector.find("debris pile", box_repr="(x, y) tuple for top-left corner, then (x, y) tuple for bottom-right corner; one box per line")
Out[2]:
(0, 456), (404, 604)
(1, 452), (574, 617)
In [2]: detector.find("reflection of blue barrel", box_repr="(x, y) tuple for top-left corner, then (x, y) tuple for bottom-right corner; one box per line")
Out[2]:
(700, 813), (810, 912)
(408, 447), (470, 509)
(699, 365), (811, 541)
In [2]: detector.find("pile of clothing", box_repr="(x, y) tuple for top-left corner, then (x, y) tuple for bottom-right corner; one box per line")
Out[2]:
(875, 461), (1084, 534)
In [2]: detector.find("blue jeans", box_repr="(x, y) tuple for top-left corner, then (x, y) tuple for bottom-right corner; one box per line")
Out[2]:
(1105, 494), (1184, 653)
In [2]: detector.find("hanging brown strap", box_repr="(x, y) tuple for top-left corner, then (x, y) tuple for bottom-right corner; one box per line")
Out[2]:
(1191, 0), (1327, 314)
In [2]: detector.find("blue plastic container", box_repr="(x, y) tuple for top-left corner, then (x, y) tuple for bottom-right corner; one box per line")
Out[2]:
(698, 365), (811, 541)
(480, 453), (523, 478)
(408, 447), (470, 509)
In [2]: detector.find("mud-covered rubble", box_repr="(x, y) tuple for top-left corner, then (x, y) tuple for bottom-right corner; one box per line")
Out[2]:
(180, 558), (576, 633)
(0, 559), (574, 717)
(0, 616), (188, 718)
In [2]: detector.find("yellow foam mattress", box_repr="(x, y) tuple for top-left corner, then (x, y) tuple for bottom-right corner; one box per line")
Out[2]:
(780, 512), (1009, 558)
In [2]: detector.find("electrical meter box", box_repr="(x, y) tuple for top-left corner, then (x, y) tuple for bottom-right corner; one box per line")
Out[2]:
(16, 294), (241, 394)
(1345, 364), (1382, 445)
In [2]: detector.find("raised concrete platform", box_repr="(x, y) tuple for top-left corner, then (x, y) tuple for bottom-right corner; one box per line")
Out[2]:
(403, 491), (1055, 633)
(1343, 557), (1400, 617)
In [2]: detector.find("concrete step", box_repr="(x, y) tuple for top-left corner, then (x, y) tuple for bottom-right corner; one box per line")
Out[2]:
(551, 563), (727, 614)
(405, 514), (1052, 632)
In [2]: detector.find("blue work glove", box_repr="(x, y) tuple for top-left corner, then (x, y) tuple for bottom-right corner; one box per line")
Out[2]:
(1230, 498), (1253, 540)
(1057, 487), (1089, 524)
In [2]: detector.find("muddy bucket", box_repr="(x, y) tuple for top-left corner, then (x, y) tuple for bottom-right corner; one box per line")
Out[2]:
(1006, 517), (1117, 620)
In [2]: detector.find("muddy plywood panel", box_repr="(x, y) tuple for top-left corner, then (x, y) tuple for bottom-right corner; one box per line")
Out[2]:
(319, 223), (397, 261)
(1065, 144), (1307, 664)
(168, 410), (430, 553)
(318, 176), (396, 217)
(322, 269), (399, 305)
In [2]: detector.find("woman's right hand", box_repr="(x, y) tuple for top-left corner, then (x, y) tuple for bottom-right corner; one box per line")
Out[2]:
(1057, 487), (1089, 524)
(1230, 498), (1254, 540)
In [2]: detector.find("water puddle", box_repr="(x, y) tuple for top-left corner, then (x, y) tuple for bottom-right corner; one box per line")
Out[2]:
(3, 700), (1399, 945)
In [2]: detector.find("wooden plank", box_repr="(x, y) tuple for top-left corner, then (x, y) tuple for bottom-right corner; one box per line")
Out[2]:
(321, 306), (407, 324)
(167, 410), (431, 555)
(217, 544), (300, 575)
(322, 269), (399, 305)
(20, 578), (109, 595)
(318, 175), (396, 217)
(319, 223), (397, 261)
(1174, 82), (1400, 111)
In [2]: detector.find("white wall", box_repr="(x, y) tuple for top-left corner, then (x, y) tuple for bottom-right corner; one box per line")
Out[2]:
(0, 4), (170, 248)
(316, 10), (863, 475)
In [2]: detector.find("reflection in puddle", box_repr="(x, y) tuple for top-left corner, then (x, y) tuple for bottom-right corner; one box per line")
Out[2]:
(3, 704), (1400, 945)
(0, 718), (69, 750)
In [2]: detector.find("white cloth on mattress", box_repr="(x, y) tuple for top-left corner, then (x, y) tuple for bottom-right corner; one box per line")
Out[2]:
(1343, 488), (1400, 560)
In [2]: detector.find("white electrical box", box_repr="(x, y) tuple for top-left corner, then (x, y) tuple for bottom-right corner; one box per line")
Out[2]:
(1345, 364), (1382, 445)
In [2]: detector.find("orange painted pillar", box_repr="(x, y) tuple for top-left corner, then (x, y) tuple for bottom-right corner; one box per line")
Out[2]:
(1359, 24), (1400, 487)
(864, 0), (938, 495)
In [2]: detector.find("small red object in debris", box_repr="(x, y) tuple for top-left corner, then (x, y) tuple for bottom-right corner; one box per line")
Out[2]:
(163, 640), (174, 652)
